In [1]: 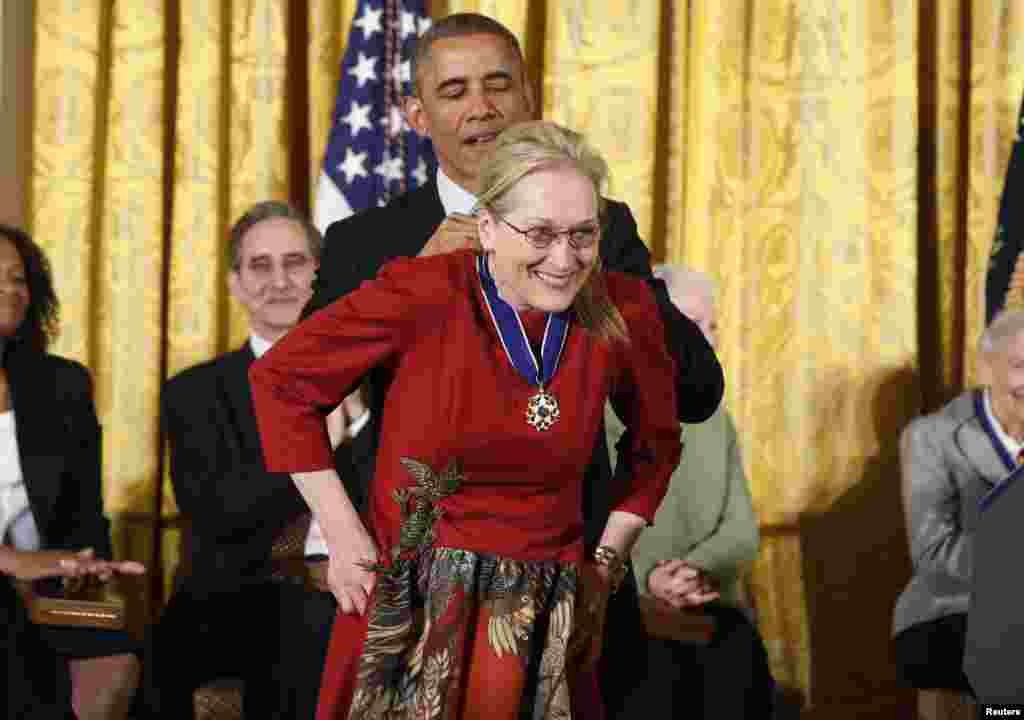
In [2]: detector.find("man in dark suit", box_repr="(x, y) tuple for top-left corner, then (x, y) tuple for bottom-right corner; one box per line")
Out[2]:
(302, 13), (724, 715)
(145, 202), (371, 719)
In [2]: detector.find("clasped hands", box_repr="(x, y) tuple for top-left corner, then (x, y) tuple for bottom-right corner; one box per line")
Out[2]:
(648, 559), (720, 609)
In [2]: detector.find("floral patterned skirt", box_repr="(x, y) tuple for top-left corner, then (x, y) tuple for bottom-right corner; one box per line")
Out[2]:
(316, 547), (603, 720)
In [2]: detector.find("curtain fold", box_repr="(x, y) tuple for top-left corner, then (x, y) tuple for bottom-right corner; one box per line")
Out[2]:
(27, 0), (1024, 710)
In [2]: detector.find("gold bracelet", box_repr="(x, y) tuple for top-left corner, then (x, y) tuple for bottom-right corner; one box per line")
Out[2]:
(593, 545), (627, 594)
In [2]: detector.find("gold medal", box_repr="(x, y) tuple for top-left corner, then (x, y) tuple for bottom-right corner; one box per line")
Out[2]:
(526, 387), (560, 431)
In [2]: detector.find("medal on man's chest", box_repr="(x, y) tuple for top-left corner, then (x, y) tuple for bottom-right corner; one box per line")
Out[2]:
(478, 256), (570, 432)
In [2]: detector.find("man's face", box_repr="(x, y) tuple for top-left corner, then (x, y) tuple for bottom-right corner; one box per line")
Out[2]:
(676, 290), (717, 349)
(228, 218), (317, 341)
(989, 331), (1024, 424)
(405, 32), (536, 194)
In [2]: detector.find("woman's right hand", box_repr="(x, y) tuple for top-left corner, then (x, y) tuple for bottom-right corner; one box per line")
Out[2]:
(327, 524), (379, 615)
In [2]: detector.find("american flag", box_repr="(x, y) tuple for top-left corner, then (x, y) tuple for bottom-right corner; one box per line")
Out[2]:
(987, 93), (1024, 322)
(313, 0), (437, 233)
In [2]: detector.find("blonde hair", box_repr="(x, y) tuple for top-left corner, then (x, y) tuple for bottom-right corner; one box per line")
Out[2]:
(476, 121), (629, 343)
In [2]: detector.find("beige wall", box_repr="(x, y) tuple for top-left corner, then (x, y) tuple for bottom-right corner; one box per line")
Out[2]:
(0, 0), (32, 227)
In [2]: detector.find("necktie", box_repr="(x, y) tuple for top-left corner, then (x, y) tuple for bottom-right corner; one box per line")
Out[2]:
(1016, 448), (1024, 466)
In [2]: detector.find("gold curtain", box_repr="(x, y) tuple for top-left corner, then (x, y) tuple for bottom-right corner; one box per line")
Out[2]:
(27, 0), (1024, 712)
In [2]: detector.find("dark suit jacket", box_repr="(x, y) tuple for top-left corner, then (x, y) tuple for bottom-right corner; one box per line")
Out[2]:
(163, 344), (305, 592)
(3, 347), (113, 719)
(163, 344), (372, 594)
(153, 344), (365, 715)
(5, 347), (111, 559)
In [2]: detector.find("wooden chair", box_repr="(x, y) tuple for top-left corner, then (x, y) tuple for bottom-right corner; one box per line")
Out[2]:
(190, 513), (315, 720)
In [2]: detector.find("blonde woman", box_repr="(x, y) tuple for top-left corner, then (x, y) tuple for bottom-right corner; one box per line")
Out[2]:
(250, 122), (681, 719)
(304, 16), (724, 717)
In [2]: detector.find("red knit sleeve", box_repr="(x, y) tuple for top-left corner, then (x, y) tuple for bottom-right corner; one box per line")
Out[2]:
(249, 253), (461, 472)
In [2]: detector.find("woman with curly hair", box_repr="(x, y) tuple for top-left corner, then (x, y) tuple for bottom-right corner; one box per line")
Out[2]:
(0, 224), (145, 719)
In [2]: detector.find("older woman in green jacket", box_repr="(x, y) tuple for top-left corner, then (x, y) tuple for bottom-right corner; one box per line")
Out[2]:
(611, 265), (774, 719)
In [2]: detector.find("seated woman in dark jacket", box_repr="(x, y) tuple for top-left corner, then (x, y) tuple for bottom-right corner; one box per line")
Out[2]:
(0, 224), (145, 719)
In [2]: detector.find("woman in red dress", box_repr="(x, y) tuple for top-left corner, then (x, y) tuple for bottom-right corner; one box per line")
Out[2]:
(250, 121), (682, 719)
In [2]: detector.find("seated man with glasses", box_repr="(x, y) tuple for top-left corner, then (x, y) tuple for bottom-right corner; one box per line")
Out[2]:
(145, 202), (358, 719)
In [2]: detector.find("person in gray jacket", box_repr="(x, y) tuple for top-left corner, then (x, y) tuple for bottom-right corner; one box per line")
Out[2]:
(890, 311), (1024, 693)
(614, 266), (773, 718)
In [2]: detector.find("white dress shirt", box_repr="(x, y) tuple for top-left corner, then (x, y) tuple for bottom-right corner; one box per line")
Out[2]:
(249, 333), (273, 360)
(983, 388), (1024, 464)
(0, 409), (41, 550)
(436, 167), (478, 216)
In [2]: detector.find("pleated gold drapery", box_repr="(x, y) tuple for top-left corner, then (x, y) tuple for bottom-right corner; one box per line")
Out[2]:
(25, 0), (1024, 713)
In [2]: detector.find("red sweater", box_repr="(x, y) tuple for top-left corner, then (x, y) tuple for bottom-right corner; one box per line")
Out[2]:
(249, 250), (680, 564)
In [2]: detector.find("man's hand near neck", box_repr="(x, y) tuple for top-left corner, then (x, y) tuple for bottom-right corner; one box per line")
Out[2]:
(418, 212), (481, 258)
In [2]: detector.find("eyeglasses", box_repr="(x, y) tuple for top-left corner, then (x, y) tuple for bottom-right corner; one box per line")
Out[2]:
(498, 215), (600, 251)
(237, 254), (316, 283)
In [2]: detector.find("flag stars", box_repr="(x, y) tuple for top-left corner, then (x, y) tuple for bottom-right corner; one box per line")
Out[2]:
(413, 157), (428, 187)
(348, 52), (378, 88)
(401, 10), (418, 40)
(353, 4), (383, 41)
(374, 153), (405, 184)
(342, 101), (372, 137)
(337, 148), (368, 185)
(320, 5), (435, 218)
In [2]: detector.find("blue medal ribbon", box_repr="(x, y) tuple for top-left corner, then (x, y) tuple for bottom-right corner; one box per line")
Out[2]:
(476, 254), (570, 391)
(974, 389), (1024, 511)
(975, 389), (1017, 473)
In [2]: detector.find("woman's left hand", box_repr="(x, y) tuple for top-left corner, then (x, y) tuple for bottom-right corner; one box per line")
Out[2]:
(571, 561), (612, 671)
